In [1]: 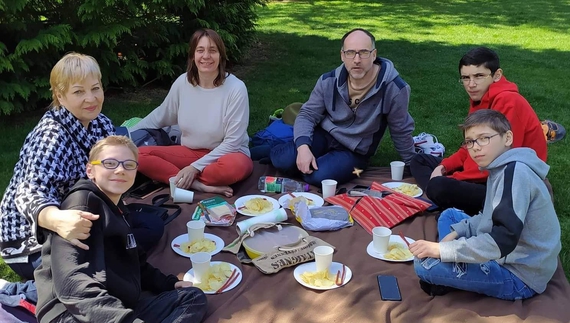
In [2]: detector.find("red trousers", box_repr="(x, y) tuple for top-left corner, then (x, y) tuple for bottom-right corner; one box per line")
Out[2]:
(137, 145), (253, 186)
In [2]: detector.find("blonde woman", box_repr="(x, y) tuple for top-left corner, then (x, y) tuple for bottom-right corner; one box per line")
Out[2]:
(0, 53), (163, 280)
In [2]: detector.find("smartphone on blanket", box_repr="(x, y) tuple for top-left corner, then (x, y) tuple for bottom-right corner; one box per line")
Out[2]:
(377, 275), (402, 301)
(129, 181), (164, 199)
(416, 196), (440, 212)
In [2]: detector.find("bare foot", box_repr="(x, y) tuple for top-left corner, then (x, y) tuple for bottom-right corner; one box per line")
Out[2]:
(191, 180), (233, 197)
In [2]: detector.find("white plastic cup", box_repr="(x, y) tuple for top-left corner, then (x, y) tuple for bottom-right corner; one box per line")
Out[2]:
(190, 252), (211, 283)
(372, 226), (392, 254)
(314, 245), (334, 273)
(169, 177), (177, 198)
(173, 188), (194, 203)
(187, 220), (205, 243)
(390, 161), (405, 181)
(321, 179), (338, 199)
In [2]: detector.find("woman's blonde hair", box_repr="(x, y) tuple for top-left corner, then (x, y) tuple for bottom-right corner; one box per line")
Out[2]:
(50, 52), (102, 108)
(89, 135), (139, 162)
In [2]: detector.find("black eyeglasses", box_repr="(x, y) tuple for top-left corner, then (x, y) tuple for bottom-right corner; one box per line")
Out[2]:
(461, 134), (500, 149)
(91, 158), (139, 170)
(459, 73), (492, 85)
(342, 49), (375, 59)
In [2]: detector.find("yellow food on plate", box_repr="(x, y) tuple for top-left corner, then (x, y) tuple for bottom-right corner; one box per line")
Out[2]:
(194, 263), (233, 292)
(393, 183), (421, 196)
(300, 270), (335, 287)
(180, 238), (216, 254)
(383, 242), (413, 260)
(286, 196), (314, 210)
(244, 197), (273, 214)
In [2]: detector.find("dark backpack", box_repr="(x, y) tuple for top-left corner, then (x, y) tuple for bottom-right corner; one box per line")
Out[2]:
(115, 125), (181, 147)
(129, 128), (173, 147)
(250, 119), (294, 162)
(250, 119), (293, 147)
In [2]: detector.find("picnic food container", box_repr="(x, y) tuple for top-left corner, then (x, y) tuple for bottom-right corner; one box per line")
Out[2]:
(242, 226), (309, 259)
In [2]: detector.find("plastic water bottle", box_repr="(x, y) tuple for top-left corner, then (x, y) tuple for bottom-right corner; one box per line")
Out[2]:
(258, 176), (310, 193)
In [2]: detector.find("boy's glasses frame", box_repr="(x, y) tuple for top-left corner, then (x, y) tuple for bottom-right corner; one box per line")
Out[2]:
(91, 158), (139, 170)
(461, 133), (500, 149)
(459, 73), (492, 85)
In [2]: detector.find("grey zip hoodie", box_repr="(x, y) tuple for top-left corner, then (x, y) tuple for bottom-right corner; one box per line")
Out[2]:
(439, 148), (561, 293)
(294, 58), (415, 161)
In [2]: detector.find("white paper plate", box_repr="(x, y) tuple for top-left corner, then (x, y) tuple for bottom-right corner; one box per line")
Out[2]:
(171, 233), (224, 258)
(381, 182), (423, 198)
(183, 261), (242, 294)
(278, 192), (324, 209)
(234, 195), (280, 217)
(293, 261), (352, 290)
(366, 235), (416, 262)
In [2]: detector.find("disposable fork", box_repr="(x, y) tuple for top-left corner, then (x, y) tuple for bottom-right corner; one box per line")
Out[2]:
(288, 192), (314, 202)
(335, 264), (346, 286)
(399, 231), (411, 248)
(215, 269), (239, 294)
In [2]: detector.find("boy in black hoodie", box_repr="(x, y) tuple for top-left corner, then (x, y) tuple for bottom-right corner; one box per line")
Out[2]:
(34, 135), (207, 323)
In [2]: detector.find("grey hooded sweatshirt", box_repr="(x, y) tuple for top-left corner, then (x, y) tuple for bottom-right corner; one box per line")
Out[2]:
(439, 148), (561, 293)
(294, 57), (415, 162)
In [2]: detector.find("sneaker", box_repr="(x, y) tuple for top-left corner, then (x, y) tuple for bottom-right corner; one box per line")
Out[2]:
(541, 120), (566, 143)
(414, 132), (445, 156)
(419, 280), (456, 296)
(413, 132), (436, 150)
(429, 142), (445, 157)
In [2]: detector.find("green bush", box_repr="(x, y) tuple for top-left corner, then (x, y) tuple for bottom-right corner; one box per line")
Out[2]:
(0, 0), (266, 115)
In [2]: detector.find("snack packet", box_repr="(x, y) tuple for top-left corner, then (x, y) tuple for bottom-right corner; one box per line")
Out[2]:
(192, 196), (236, 226)
(295, 200), (353, 231)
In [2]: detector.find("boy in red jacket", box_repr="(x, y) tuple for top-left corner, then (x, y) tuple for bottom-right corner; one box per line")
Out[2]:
(410, 47), (547, 215)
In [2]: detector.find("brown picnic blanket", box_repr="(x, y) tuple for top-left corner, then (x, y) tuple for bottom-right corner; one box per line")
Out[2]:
(133, 163), (570, 323)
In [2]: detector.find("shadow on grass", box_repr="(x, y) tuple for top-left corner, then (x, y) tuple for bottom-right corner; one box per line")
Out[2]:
(244, 31), (570, 140)
(266, 0), (570, 34)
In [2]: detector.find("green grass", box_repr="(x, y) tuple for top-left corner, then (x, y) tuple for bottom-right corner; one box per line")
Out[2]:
(1, 0), (569, 281)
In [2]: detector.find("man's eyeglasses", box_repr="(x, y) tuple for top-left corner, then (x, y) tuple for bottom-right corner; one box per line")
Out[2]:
(461, 133), (500, 149)
(91, 158), (139, 170)
(459, 73), (492, 85)
(342, 49), (375, 59)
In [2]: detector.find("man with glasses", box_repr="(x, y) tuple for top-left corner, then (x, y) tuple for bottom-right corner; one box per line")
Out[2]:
(270, 28), (415, 185)
(410, 47), (547, 215)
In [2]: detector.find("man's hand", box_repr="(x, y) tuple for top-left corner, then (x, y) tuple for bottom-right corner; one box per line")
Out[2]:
(296, 145), (318, 174)
(55, 210), (99, 250)
(175, 281), (194, 289)
(430, 165), (446, 179)
(409, 240), (441, 259)
(176, 166), (201, 189)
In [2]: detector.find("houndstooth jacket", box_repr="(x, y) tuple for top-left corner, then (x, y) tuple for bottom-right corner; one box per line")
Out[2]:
(0, 107), (115, 260)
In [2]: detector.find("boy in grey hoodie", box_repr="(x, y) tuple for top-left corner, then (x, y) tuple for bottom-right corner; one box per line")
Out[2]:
(270, 28), (415, 186)
(410, 109), (560, 300)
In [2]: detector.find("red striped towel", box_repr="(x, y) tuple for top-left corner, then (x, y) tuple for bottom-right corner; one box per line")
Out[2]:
(325, 182), (431, 234)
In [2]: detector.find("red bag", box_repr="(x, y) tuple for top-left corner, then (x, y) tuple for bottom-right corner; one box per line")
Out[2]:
(325, 182), (431, 234)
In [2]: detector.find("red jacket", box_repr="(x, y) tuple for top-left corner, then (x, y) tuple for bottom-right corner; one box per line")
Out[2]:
(440, 76), (547, 182)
